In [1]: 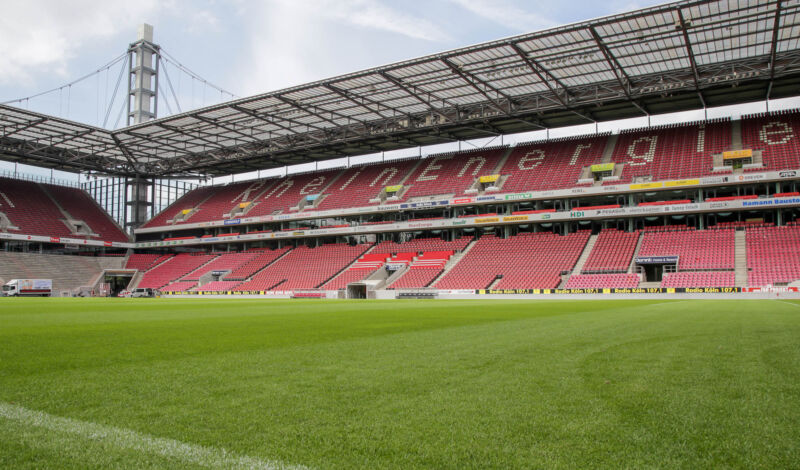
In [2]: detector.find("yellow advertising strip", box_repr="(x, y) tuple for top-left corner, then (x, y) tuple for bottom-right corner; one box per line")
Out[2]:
(723, 149), (752, 160)
(385, 185), (403, 193)
(239, 201), (251, 209)
(502, 215), (528, 222)
(590, 163), (615, 172)
(479, 174), (500, 183)
(630, 182), (663, 190)
(664, 179), (700, 187)
(475, 217), (500, 223)
(181, 209), (192, 215)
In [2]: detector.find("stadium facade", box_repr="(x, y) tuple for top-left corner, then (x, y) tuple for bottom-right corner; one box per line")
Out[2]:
(1, 0), (800, 298)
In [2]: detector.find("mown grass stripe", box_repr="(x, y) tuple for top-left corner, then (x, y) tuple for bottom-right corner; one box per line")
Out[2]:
(0, 402), (310, 470)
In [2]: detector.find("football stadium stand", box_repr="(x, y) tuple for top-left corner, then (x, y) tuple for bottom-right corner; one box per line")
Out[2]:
(498, 136), (607, 193)
(565, 273), (640, 289)
(3, 3), (800, 298)
(741, 111), (800, 172)
(607, 120), (731, 183)
(0, 177), (128, 241)
(747, 225), (800, 286)
(638, 228), (735, 270)
(0, 251), (123, 293)
(137, 254), (217, 289)
(434, 231), (590, 290)
(317, 159), (419, 210)
(232, 243), (371, 291)
(581, 229), (640, 273)
(386, 251), (456, 289)
(661, 271), (736, 288)
(399, 147), (508, 200)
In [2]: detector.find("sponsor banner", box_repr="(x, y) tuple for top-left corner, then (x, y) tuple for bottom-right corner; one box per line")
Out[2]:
(181, 209), (192, 215)
(167, 290), (299, 296)
(479, 174), (500, 183)
(736, 173), (766, 182)
(723, 149), (752, 160)
(743, 196), (800, 207)
(452, 197), (474, 204)
(437, 289), (476, 295)
(400, 200), (449, 210)
(238, 202), (251, 209)
(502, 215), (528, 222)
(474, 217), (500, 224)
(477, 287), (742, 295)
(743, 286), (800, 293)
(635, 256), (679, 264)
(779, 170), (797, 178)
(0, 231), (134, 248)
(505, 193), (533, 201)
(630, 182), (663, 190)
(305, 194), (319, 202)
(211, 270), (228, 276)
(665, 179), (700, 187)
(224, 218), (241, 225)
(700, 175), (730, 185)
(385, 185), (403, 193)
(590, 163), (615, 172)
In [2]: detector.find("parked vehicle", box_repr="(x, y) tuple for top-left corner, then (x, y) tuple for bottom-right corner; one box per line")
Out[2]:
(2, 279), (53, 297)
(130, 288), (156, 298)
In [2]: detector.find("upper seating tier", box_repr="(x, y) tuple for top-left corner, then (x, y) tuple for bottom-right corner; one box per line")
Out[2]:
(0, 177), (128, 241)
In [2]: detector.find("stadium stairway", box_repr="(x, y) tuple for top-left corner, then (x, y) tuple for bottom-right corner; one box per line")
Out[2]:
(731, 119), (743, 150)
(380, 265), (410, 289)
(127, 255), (173, 290)
(37, 185), (76, 228)
(735, 230), (747, 286)
(601, 134), (619, 163)
(569, 233), (599, 277)
(315, 242), (378, 288)
(627, 231), (645, 274)
(425, 237), (478, 287)
(126, 270), (145, 291)
(227, 248), (294, 286)
(468, 146), (516, 194)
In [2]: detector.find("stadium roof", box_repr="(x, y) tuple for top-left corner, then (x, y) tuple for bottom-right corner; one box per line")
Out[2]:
(1, 0), (799, 178)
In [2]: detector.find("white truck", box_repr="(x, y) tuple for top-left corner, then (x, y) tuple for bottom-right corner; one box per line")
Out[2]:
(2, 279), (53, 297)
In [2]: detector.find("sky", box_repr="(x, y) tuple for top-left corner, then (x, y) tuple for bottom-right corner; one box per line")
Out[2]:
(0, 0), (798, 183)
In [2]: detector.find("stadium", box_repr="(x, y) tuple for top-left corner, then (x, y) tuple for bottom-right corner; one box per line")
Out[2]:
(2, 0), (800, 468)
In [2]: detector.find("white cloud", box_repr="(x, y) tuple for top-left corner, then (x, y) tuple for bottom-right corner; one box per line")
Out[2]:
(185, 10), (222, 34)
(448, 0), (558, 32)
(317, 0), (451, 42)
(234, 0), (450, 96)
(0, 0), (164, 86)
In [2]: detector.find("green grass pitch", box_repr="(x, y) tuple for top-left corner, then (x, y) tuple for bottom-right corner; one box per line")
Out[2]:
(1, 298), (800, 469)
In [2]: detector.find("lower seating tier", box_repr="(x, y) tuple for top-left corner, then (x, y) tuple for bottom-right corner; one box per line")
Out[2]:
(660, 271), (735, 288)
(565, 273), (640, 289)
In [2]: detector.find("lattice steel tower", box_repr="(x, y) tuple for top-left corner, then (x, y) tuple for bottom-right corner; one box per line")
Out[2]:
(127, 23), (160, 125)
(125, 24), (159, 230)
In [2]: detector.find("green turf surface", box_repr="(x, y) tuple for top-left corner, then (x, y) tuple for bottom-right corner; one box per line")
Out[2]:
(1, 298), (799, 469)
